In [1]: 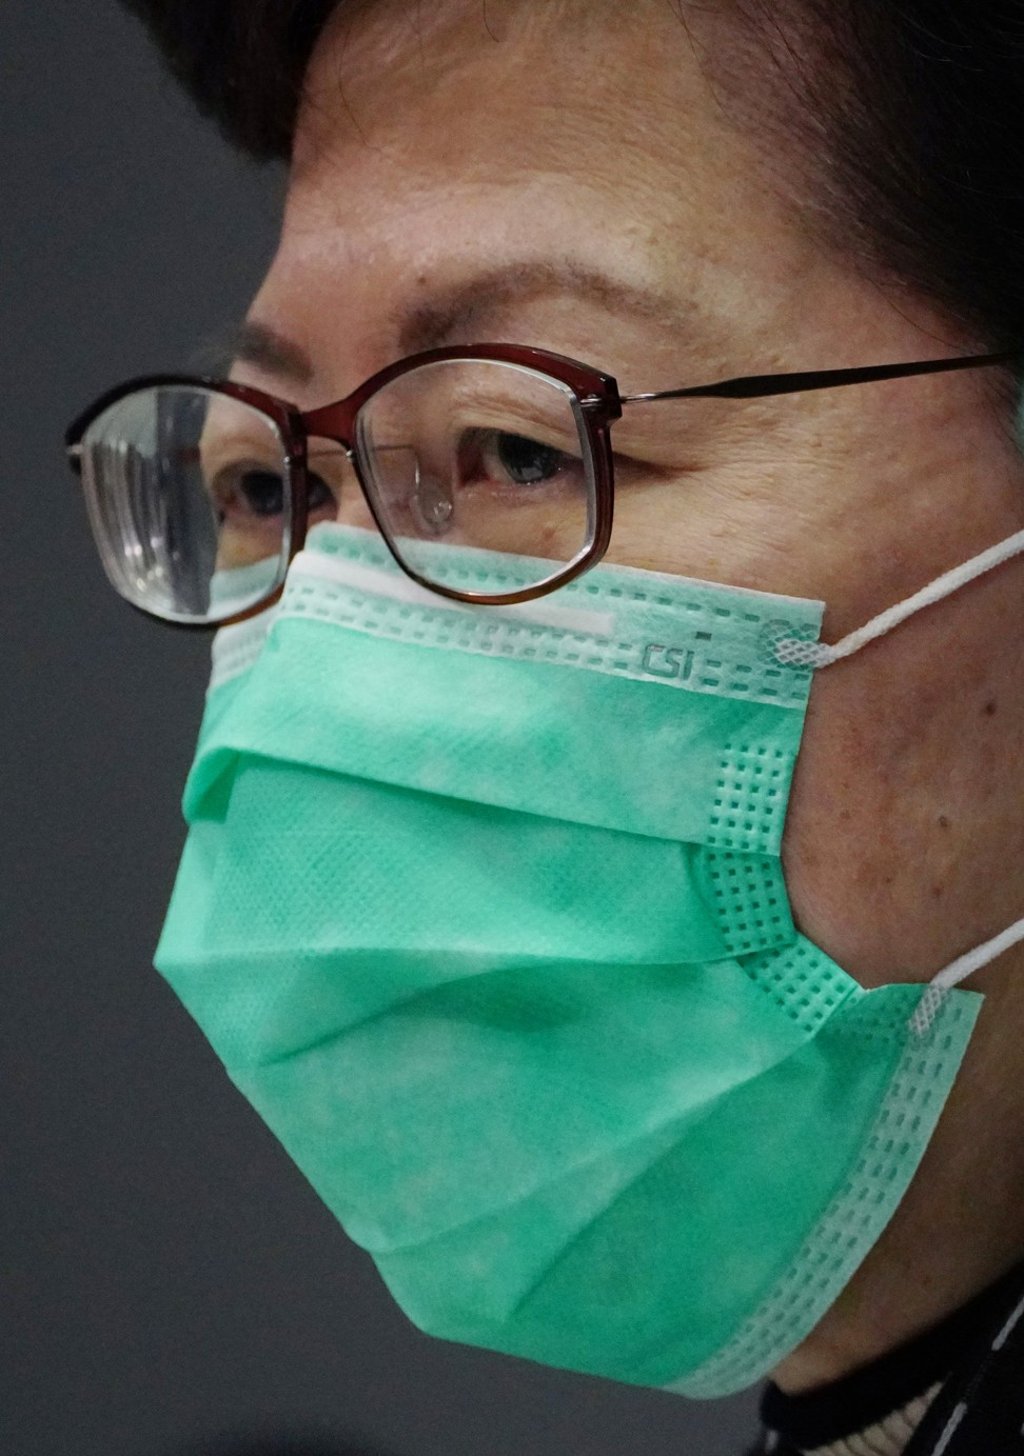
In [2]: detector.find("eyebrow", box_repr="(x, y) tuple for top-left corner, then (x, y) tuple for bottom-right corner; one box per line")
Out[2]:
(394, 260), (702, 356)
(207, 258), (707, 388)
(200, 320), (314, 385)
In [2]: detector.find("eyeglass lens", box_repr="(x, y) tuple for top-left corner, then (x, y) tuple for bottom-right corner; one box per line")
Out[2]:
(80, 385), (293, 624)
(355, 359), (597, 596)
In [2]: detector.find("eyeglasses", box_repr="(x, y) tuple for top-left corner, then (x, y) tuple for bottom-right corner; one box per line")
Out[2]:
(65, 342), (1018, 625)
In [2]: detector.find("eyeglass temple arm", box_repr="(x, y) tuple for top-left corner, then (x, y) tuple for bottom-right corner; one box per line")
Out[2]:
(620, 350), (1020, 404)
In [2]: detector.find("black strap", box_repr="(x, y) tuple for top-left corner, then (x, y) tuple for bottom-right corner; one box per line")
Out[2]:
(904, 1282), (1024, 1456)
(749, 1263), (1024, 1456)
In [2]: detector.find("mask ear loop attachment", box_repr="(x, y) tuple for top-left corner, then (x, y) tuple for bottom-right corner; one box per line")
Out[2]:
(773, 527), (1024, 670)
(911, 917), (1024, 1036)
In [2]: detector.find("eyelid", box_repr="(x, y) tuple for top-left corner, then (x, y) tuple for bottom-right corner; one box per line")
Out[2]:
(449, 408), (583, 454)
(200, 429), (287, 478)
(460, 422), (579, 457)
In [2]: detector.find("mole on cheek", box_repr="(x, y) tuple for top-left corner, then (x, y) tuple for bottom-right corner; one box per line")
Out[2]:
(983, 699), (998, 716)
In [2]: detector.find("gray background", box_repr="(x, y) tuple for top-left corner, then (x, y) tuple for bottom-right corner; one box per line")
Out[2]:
(4, 3), (762, 1452)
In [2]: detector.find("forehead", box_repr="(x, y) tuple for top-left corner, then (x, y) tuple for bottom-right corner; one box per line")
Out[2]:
(292, 1), (786, 244)
(297, 1), (714, 154)
(272, 0), (811, 368)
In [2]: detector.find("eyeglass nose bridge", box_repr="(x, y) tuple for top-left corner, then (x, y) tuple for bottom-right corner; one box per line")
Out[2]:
(300, 396), (360, 443)
(296, 430), (388, 542)
(292, 398), (368, 533)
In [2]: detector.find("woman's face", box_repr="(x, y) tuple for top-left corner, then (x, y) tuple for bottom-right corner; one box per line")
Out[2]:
(237, 0), (1024, 982)
(234, 0), (1024, 1376)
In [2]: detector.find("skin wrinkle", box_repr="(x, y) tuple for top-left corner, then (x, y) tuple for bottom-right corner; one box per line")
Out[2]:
(223, 264), (732, 384)
(228, 0), (1024, 1393)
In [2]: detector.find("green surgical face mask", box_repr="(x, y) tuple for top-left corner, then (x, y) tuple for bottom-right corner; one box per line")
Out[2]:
(155, 521), (1024, 1397)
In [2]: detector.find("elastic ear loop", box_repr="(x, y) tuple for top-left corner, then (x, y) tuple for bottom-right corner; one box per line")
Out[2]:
(771, 526), (1024, 1036)
(911, 919), (1024, 1035)
(773, 527), (1024, 669)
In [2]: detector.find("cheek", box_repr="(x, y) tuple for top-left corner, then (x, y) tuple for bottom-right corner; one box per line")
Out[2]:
(780, 592), (1024, 988)
(782, 665), (915, 984)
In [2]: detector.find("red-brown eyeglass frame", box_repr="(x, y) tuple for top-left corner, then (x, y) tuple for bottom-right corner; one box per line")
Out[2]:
(65, 341), (1019, 626)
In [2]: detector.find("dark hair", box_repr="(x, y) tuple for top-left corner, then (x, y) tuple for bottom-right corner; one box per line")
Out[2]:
(119, 0), (333, 159)
(120, 0), (1024, 358)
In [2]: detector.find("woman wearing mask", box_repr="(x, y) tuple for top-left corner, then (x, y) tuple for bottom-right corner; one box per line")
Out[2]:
(67, 3), (1024, 1453)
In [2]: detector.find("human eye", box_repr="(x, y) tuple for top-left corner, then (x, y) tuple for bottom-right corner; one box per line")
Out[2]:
(209, 459), (286, 519)
(456, 426), (583, 498)
(202, 428), (338, 572)
(208, 455), (336, 523)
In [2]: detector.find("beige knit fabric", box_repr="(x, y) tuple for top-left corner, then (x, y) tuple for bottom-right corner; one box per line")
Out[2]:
(802, 1383), (943, 1456)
